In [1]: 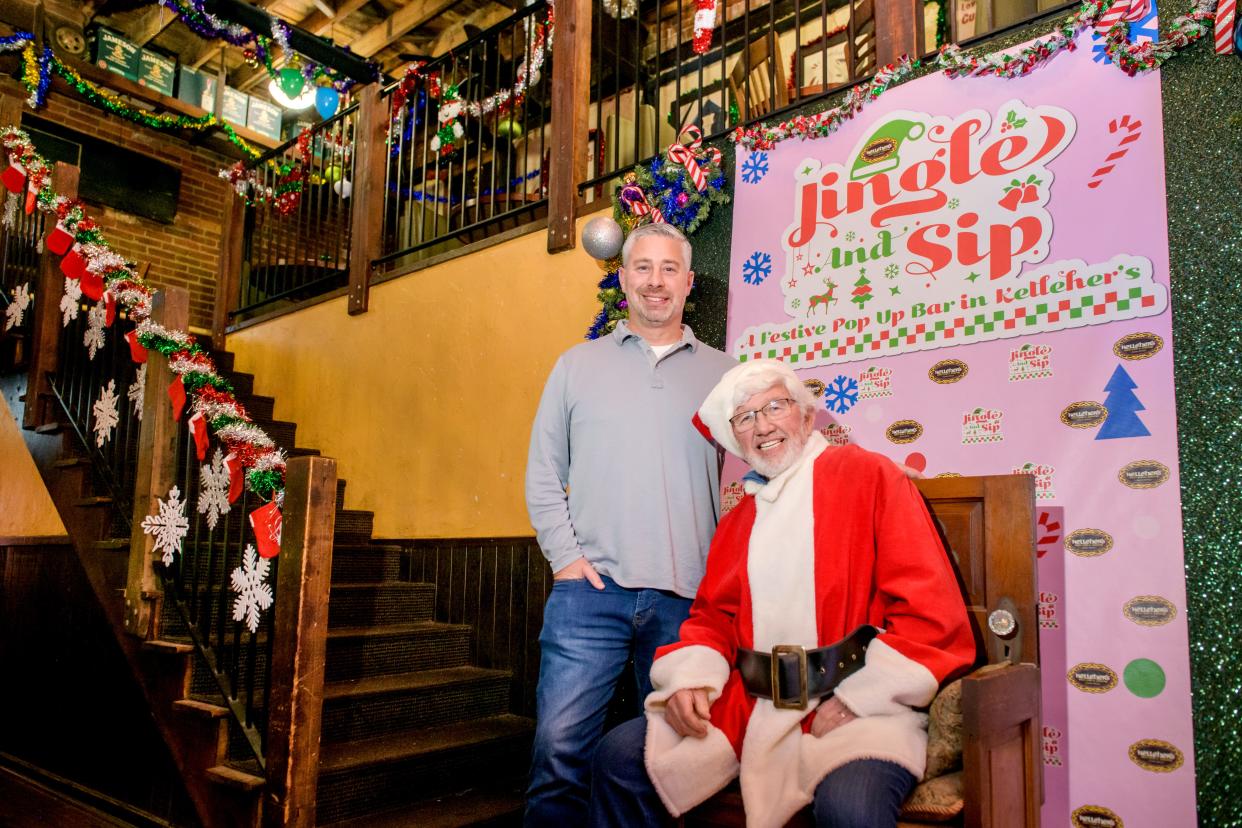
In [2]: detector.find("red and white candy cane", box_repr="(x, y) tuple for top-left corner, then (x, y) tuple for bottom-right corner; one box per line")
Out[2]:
(1216, 0), (1236, 53)
(620, 183), (664, 224)
(665, 126), (723, 193)
(1094, 0), (1150, 36)
(1087, 115), (1142, 189)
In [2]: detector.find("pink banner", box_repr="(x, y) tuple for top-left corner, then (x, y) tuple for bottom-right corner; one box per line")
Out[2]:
(723, 32), (1194, 826)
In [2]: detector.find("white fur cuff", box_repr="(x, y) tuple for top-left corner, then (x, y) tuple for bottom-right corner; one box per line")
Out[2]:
(833, 638), (939, 717)
(645, 712), (740, 816)
(646, 644), (732, 708)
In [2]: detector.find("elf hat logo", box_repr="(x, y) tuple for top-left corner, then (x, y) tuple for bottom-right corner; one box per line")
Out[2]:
(886, 419), (924, 444)
(851, 119), (925, 179)
(1060, 401), (1108, 428)
(1123, 595), (1177, 626)
(1113, 331), (1163, 361)
(1068, 662), (1117, 693)
(929, 359), (969, 384)
(1128, 739), (1184, 773)
(1072, 805), (1123, 828)
(1064, 528), (1114, 557)
(1119, 460), (1170, 489)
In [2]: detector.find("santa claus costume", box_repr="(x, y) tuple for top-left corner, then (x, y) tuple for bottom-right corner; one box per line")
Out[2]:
(634, 361), (976, 828)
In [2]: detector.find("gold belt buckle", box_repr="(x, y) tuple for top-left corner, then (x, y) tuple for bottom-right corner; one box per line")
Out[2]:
(770, 644), (809, 710)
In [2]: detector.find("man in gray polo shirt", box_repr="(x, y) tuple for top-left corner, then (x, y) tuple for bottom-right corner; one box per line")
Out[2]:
(524, 222), (736, 825)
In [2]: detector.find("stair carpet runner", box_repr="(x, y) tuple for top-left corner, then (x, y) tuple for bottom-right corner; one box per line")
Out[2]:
(99, 349), (533, 826)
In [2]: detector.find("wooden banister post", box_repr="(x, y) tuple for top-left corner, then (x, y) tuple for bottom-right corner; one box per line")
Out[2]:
(23, 161), (79, 430)
(125, 287), (189, 639)
(347, 84), (386, 316)
(212, 193), (245, 347)
(874, 0), (924, 68)
(547, 0), (591, 253)
(0, 94), (24, 129)
(263, 455), (337, 828)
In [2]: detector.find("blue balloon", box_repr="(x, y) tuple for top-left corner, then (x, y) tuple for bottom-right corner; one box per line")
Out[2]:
(315, 87), (340, 120)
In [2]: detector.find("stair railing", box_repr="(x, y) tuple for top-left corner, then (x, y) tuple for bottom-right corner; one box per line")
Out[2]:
(21, 159), (337, 826)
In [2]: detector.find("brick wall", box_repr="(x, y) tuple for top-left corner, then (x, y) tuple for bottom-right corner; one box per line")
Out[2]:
(0, 76), (239, 332)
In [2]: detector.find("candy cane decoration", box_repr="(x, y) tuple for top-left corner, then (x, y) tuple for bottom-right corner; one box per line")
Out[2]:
(620, 183), (664, 224)
(1094, 0), (1151, 36)
(1087, 115), (1142, 189)
(1216, 0), (1236, 53)
(666, 126), (723, 192)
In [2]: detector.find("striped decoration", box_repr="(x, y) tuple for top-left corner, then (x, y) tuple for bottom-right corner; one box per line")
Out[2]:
(1216, 0), (1236, 53)
(1087, 115), (1143, 189)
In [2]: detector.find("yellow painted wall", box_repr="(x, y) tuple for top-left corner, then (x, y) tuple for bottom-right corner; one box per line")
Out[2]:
(0, 395), (67, 540)
(226, 217), (605, 538)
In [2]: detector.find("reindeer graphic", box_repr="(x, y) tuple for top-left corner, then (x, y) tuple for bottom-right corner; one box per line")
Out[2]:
(806, 278), (838, 316)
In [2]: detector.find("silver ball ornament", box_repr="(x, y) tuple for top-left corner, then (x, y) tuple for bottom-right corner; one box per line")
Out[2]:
(582, 216), (625, 261)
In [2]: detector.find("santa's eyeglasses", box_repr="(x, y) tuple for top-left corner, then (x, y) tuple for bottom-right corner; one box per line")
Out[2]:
(730, 398), (796, 433)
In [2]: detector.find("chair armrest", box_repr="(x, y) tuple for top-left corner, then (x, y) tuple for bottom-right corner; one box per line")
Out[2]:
(960, 663), (1042, 828)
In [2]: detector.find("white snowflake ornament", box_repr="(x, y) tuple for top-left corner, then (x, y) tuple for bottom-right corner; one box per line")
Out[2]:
(198, 449), (232, 530)
(84, 301), (107, 360)
(231, 545), (273, 634)
(4, 282), (30, 330)
(127, 364), (145, 421)
(92, 380), (119, 447)
(141, 485), (190, 565)
(60, 276), (82, 326)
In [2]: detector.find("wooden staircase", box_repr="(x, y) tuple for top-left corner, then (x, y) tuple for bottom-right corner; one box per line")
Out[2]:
(15, 344), (534, 826)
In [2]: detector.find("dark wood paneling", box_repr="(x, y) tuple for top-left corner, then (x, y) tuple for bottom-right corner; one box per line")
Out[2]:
(402, 538), (551, 718)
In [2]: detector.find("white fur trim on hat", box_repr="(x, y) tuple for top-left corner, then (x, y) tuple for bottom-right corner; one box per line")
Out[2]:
(694, 359), (802, 459)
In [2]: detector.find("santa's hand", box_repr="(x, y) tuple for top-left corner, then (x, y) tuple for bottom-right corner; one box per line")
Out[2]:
(811, 696), (857, 738)
(665, 687), (712, 738)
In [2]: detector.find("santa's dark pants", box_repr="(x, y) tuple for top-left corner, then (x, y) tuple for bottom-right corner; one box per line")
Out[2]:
(588, 716), (917, 828)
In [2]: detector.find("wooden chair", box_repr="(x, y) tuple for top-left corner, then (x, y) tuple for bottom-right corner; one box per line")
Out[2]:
(727, 33), (789, 122)
(683, 474), (1043, 828)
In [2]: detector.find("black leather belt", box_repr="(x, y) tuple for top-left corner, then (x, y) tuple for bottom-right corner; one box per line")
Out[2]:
(736, 625), (880, 710)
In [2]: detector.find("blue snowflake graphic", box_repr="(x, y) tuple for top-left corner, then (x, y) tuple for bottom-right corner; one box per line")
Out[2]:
(740, 152), (770, 184)
(742, 251), (773, 285)
(823, 375), (859, 414)
(1092, 0), (1158, 64)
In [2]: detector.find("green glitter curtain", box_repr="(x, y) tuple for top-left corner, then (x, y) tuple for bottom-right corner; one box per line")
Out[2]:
(681, 26), (1241, 826)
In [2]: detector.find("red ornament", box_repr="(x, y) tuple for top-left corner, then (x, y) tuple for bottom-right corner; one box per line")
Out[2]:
(60, 245), (87, 281)
(125, 329), (148, 364)
(249, 501), (283, 558)
(692, 0), (717, 55)
(168, 376), (186, 421)
(1, 161), (25, 194)
(46, 223), (73, 256)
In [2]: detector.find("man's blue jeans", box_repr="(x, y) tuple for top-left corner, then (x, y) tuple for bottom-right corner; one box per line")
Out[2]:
(524, 575), (693, 827)
(588, 717), (918, 828)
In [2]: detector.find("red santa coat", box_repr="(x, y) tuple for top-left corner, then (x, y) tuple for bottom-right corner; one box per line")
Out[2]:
(643, 434), (975, 827)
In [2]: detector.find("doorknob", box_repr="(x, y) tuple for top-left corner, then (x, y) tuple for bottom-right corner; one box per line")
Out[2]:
(987, 597), (1021, 664)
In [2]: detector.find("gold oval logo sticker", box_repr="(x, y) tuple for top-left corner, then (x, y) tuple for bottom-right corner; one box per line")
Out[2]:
(804, 378), (827, 399)
(929, 359), (969, 384)
(1119, 460), (1170, 489)
(1064, 528), (1114, 557)
(885, 420), (923, 444)
(860, 137), (897, 164)
(1128, 739), (1184, 773)
(1123, 595), (1177, 627)
(1113, 332), (1163, 361)
(1072, 805), (1124, 828)
(1061, 401), (1108, 429)
(1068, 662), (1117, 693)
(934, 471), (962, 478)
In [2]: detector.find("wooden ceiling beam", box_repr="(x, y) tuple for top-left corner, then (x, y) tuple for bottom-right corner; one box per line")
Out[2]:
(298, 0), (371, 36)
(349, 0), (464, 57)
(426, 3), (514, 56)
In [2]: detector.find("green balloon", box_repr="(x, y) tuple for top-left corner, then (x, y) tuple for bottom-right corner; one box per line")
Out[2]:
(278, 67), (305, 98)
(323, 164), (342, 184)
(494, 119), (523, 140)
(1123, 658), (1166, 698)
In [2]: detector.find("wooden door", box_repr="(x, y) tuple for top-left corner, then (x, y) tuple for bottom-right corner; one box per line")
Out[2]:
(915, 474), (1038, 668)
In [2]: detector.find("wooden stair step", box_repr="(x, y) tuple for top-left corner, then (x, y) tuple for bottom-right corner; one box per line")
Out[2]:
(320, 788), (524, 828)
(319, 714), (533, 775)
(327, 582), (435, 628)
(34, 421), (64, 434)
(325, 622), (474, 682)
(141, 640), (194, 655)
(331, 544), (405, 583)
(73, 496), (113, 508)
(204, 764), (264, 792)
(172, 698), (230, 719)
(323, 666), (511, 701)
(52, 456), (90, 468)
(334, 510), (375, 542)
(93, 538), (130, 550)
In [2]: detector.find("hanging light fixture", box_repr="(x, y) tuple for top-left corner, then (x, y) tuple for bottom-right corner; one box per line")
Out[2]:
(269, 75), (316, 109)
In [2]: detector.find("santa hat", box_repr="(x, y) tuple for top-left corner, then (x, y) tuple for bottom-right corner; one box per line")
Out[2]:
(692, 359), (804, 459)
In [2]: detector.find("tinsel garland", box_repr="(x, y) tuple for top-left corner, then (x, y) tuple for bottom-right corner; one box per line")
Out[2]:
(18, 41), (263, 159)
(585, 135), (729, 339)
(0, 126), (287, 500)
(734, 0), (1221, 149)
